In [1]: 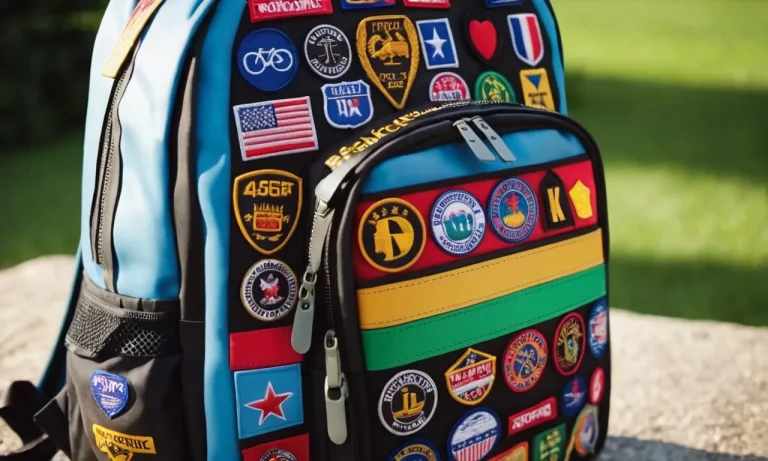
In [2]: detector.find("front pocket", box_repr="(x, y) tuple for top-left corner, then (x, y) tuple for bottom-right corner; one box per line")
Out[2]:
(64, 275), (190, 461)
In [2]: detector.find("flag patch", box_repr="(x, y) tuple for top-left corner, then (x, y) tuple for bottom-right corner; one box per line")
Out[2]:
(235, 364), (304, 439)
(447, 408), (500, 461)
(508, 13), (544, 67)
(416, 18), (459, 69)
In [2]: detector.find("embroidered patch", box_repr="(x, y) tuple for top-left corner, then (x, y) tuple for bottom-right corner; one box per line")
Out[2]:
(430, 72), (470, 102)
(237, 29), (298, 92)
(248, 0), (333, 23)
(532, 424), (565, 461)
(508, 13), (544, 67)
(341, 0), (395, 9)
(503, 329), (548, 392)
(379, 370), (437, 436)
(520, 68), (555, 111)
(359, 198), (426, 273)
(590, 367), (605, 405)
(489, 178), (538, 243)
(304, 24), (352, 80)
(241, 259), (298, 322)
(233, 97), (318, 161)
(567, 404), (599, 457)
(386, 439), (441, 461)
(465, 13), (499, 63)
(507, 397), (557, 436)
(233, 170), (302, 255)
(241, 433), (310, 461)
(445, 348), (496, 406)
(562, 376), (587, 417)
(90, 371), (129, 419)
(416, 19), (459, 69)
(322, 80), (374, 129)
(357, 15), (420, 109)
(447, 408), (501, 461)
(431, 190), (486, 256)
(475, 71), (516, 103)
(554, 312), (586, 376)
(568, 179), (593, 220)
(540, 170), (574, 231)
(589, 299), (609, 358)
(486, 0), (523, 7)
(489, 442), (528, 461)
(101, 0), (165, 78)
(235, 364), (304, 439)
(403, 0), (450, 8)
(230, 327), (302, 371)
(92, 424), (156, 460)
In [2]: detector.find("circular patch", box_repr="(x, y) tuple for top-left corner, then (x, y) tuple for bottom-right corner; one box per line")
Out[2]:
(503, 329), (548, 393)
(474, 71), (516, 102)
(387, 439), (441, 461)
(359, 198), (426, 273)
(488, 178), (537, 243)
(260, 449), (297, 461)
(573, 404), (600, 456)
(378, 370), (438, 436)
(431, 190), (486, 256)
(561, 376), (587, 417)
(589, 367), (605, 405)
(554, 313), (586, 376)
(241, 259), (298, 322)
(237, 29), (298, 92)
(304, 24), (352, 80)
(430, 72), (470, 102)
(588, 299), (609, 359)
(447, 408), (501, 461)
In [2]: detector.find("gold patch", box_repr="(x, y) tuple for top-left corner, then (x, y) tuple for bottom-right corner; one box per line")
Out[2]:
(358, 198), (426, 273)
(102, 0), (165, 78)
(568, 179), (593, 220)
(357, 15), (420, 109)
(475, 71), (516, 103)
(93, 424), (156, 461)
(233, 170), (303, 255)
(520, 68), (556, 111)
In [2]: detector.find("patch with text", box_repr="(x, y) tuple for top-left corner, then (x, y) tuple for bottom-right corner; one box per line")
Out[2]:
(489, 178), (538, 243)
(387, 439), (441, 461)
(430, 72), (470, 102)
(235, 364), (304, 439)
(378, 370), (438, 436)
(540, 170), (574, 230)
(507, 397), (557, 436)
(92, 424), (156, 461)
(503, 329), (548, 392)
(445, 348), (496, 406)
(447, 408), (501, 461)
(475, 71), (516, 103)
(241, 259), (297, 322)
(359, 198), (426, 273)
(532, 424), (565, 461)
(322, 80), (374, 129)
(248, 0), (333, 23)
(304, 24), (351, 79)
(90, 371), (129, 419)
(554, 312), (585, 376)
(431, 190), (486, 256)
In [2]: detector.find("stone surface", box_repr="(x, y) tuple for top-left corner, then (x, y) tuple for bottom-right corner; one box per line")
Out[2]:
(1, 256), (767, 460)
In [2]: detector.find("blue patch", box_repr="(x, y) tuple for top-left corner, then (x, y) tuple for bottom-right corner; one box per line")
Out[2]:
(387, 439), (441, 461)
(237, 29), (298, 93)
(234, 364), (304, 439)
(486, 0), (523, 7)
(488, 178), (538, 243)
(561, 376), (587, 417)
(589, 299), (609, 358)
(416, 19), (459, 70)
(90, 371), (129, 419)
(322, 80), (374, 129)
(340, 0), (395, 9)
(447, 408), (500, 461)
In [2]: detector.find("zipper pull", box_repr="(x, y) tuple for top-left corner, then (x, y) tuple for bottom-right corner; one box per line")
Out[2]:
(324, 330), (348, 445)
(470, 116), (517, 162)
(454, 119), (497, 162)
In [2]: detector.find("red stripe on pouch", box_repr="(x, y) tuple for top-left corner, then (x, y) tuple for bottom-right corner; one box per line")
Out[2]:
(230, 326), (302, 371)
(242, 433), (310, 461)
(354, 160), (599, 281)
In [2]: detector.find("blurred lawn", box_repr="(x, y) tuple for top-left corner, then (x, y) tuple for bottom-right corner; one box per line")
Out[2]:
(0, 0), (766, 324)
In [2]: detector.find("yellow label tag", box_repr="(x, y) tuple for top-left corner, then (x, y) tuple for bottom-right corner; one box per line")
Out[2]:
(520, 68), (555, 111)
(93, 424), (157, 461)
(568, 179), (593, 220)
(102, 0), (165, 78)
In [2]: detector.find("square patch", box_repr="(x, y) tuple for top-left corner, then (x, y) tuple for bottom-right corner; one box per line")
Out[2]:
(416, 18), (459, 69)
(234, 364), (304, 439)
(533, 424), (566, 461)
(520, 68), (555, 111)
(242, 433), (310, 461)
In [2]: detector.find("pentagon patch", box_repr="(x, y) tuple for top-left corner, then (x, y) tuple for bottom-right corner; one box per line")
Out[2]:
(475, 71), (516, 103)
(248, 0), (332, 23)
(568, 179), (594, 220)
(378, 370), (437, 436)
(93, 424), (156, 459)
(489, 178), (538, 243)
(304, 24), (352, 80)
(341, 0), (395, 9)
(431, 190), (485, 255)
(486, 0), (523, 7)
(359, 198), (426, 273)
(430, 72), (470, 102)
(241, 433), (310, 461)
(561, 376), (587, 417)
(447, 408), (501, 461)
(590, 367), (606, 405)
(101, 0), (165, 78)
(465, 13), (499, 64)
(403, 0), (450, 8)
(520, 68), (556, 111)
(503, 329), (548, 393)
(241, 259), (298, 322)
(567, 404), (600, 458)
(445, 348), (496, 406)
(357, 16), (420, 109)
(507, 397), (556, 437)
(532, 424), (565, 461)
(90, 371), (129, 419)
(416, 18), (459, 70)
(386, 439), (441, 461)
(540, 170), (574, 231)
(588, 299), (609, 358)
(322, 80), (374, 129)
(235, 364), (304, 439)
(489, 442), (528, 461)
(508, 13), (544, 67)
(554, 312), (586, 376)
(237, 29), (299, 92)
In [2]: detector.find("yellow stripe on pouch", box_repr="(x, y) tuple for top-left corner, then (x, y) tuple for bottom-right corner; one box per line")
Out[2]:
(357, 229), (605, 329)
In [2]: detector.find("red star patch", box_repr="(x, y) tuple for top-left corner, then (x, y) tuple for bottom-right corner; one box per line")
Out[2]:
(245, 382), (293, 425)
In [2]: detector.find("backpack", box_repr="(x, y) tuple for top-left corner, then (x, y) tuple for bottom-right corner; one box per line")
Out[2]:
(0, 0), (612, 460)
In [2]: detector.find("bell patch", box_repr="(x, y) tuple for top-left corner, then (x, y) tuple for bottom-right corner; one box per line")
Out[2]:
(235, 364), (304, 439)
(359, 198), (426, 273)
(561, 376), (587, 417)
(447, 408), (501, 461)
(248, 0), (333, 23)
(554, 312), (585, 376)
(567, 404), (599, 457)
(489, 441), (528, 461)
(241, 259), (297, 322)
(90, 371), (129, 419)
(430, 72), (470, 102)
(387, 439), (441, 461)
(506, 397), (557, 437)
(233, 97), (318, 161)
(465, 14), (499, 63)
(540, 170), (574, 231)
(475, 71), (516, 103)
(507, 13), (544, 67)
(590, 367), (605, 405)
(341, 0), (395, 9)
(520, 68), (555, 111)
(237, 29), (299, 92)
(357, 15), (420, 109)
(431, 190), (485, 256)
(568, 179), (593, 220)
(322, 80), (374, 129)
(93, 424), (156, 460)
(241, 433), (310, 461)
(486, 0), (523, 7)
(378, 370), (437, 436)
(403, 0), (450, 8)
(416, 18), (459, 70)
(532, 424), (565, 461)
(588, 299), (608, 358)
(101, 0), (165, 78)
(234, 170), (302, 255)
(503, 329), (548, 393)
(304, 24), (352, 80)
(489, 178), (538, 243)
(444, 348), (496, 406)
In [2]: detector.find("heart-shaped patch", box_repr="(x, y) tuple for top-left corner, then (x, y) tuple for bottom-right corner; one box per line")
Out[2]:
(468, 18), (498, 62)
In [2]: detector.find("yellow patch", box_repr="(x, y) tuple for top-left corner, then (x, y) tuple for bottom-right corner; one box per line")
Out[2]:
(102, 0), (165, 78)
(358, 198), (426, 273)
(489, 441), (529, 461)
(520, 68), (556, 111)
(568, 180), (593, 220)
(356, 15), (420, 110)
(92, 424), (156, 461)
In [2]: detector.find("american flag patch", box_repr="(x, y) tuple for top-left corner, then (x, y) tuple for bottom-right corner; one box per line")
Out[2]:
(233, 96), (318, 161)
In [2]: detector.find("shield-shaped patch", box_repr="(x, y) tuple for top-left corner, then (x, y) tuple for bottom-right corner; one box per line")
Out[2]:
(233, 170), (303, 255)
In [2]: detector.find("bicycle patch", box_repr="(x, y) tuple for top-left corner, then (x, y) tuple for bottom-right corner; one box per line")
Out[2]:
(237, 29), (299, 92)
